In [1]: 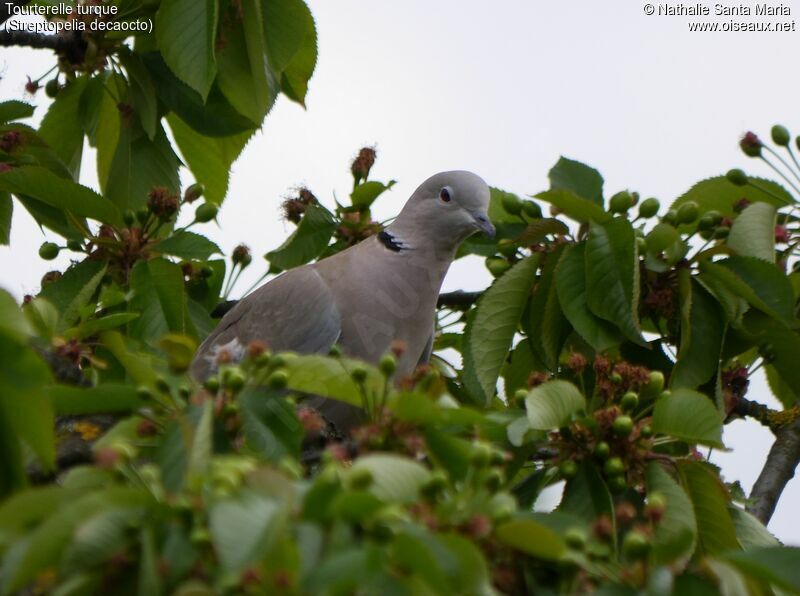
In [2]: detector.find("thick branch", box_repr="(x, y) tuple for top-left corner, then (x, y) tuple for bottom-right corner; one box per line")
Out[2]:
(437, 290), (482, 309)
(1, 1), (31, 25)
(746, 417), (800, 524)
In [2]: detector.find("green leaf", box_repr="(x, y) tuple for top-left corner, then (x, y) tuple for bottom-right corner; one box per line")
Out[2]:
(0, 166), (122, 227)
(724, 547), (800, 592)
(502, 338), (544, 398)
(548, 156), (604, 206)
(0, 100), (34, 123)
(0, 488), (150, 593)
(559, 461), (614, 525)
(168, 114), (254, 206)
(47, 384), (146, 415)
(488, 187), (526, 224)
(117, 49), (159, 140)
(216, 0), (278, 123)
(495, 517), (566, 561)
(764, 363), (798, 409)
(677, 461), (738, 556)
(718, 257), (796, 325)
(129, 259), (194, 342)
(555, 242), (622, 352)
(266, 203), (337, 270)
(646, 463), (697, 563)
(741, 313), (800, 399)
(68, 312), (140, 340)
(283, 355), (379, 407)
(39, 259), (106, 315)
(143, 52), (257, 137)
(0, 343), (55, 474)
(57, 264), (106, 333)
(350, 454), (431, 503)
(156, 0), (218, 98)
(186, 400), (213, 488)
(671, 276), (726, 390)
(729, 507), (780, 549)
(514, 217), (569, 246)
(239, 388), (302, 460)
(525, 380), (585, 430)
(462, 255), (540, 403)
(585, 217), (645, 345)
(535, 189), (611, 224)
(671, 176), (792, 222)
(350, 180), (396, 209)
(38, 75), (88, 180)
(210, 491), (281, 574)
(727, 202), (776, 262)
(105, 120), (181, 212)
(0, 192), (11, 245)
(527, 244), (570, 369)
(652, 388), (723, 447)
(155, 231), (222, 260)
(262, 0), (318, 104)
(0, 289), (31, 343)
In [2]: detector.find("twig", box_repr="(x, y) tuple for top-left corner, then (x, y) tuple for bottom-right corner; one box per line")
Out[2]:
(437, 290), (482, 309)
(746, 417), (800, 524)
(0, 29), (86, 65)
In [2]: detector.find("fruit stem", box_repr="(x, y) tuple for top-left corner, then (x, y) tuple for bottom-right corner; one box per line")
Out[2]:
(764, 145), (800, 188)
(758, 154), (800, 197)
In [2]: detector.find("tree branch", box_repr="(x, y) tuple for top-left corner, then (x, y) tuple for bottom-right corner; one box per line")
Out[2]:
(746, 417), (800, 525)
(437, 290), (482, 309)
(1, 1), (31, 26)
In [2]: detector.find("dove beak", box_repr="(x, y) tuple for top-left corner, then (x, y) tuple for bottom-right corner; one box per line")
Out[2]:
(472, 212), (496, 239)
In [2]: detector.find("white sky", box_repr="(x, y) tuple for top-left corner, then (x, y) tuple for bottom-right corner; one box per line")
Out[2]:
(1, 1), (799, 543)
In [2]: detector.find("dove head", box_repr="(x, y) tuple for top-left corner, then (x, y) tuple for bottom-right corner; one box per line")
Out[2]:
(386, 171), (495, 254)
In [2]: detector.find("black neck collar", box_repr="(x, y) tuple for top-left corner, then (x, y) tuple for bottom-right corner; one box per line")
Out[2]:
(378, 230), (405, 252)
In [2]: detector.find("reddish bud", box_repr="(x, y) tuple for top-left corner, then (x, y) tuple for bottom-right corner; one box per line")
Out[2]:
(351, 146), (377, 183)
(740, 131), (762, 157)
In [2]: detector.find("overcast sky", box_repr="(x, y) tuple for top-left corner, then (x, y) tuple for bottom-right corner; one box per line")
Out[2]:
(1, 1), (799, 542)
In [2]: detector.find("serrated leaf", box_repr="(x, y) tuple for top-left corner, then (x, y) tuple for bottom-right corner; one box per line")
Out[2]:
(350, 180), (395, 208)
(462, 255), (540, 403)
(283, 355), (380, 407)
(559, 462), (614, 525)
(0, 165), (121, 227)
(57, 262), (106, 332)
(40, 259), (106, 315)
(156, 0), (218, 98)
(677, 461), (739, 556)
(585, 217), (645, 345)
(741, 313), (800, 399)
(143, 52), (257, 137)
(525, 380), (585, 430)
(724, 547), (800, 592)
(646, 463), (697, 563)
(216, 0), (278, 123)
(210, 490), (282, 574)
(727, 202), (776, 262)
(68, 312), (140, 340)
(672, 276), (726, 390)
(47, 384), (146, 415)
(117, 49), (159, 140)
(266, 203), (337, 270)
(239, 388), (302, 460)
(495, 517), (566, 561)
(0, 101), (34, 123)
(535, 189), (611, 224)
(652, 388), (723, 447)
(514, 217), (569, 246)
(527, 244), (571, 369)
(155, 231), (221, 260)
(39, 75), (88, 180)
(671, 176), (792, 223)
(168, 114), (253, 206)
(350, 454), (431, 503)
(548, 156), (604, 206)
(764, 363), (798, 409)
(555, 242), (622, 352)
(105, 120), (180, 212)
(129, 259), (194, 342)
(701, 257), (796, 326)
(729, 507), (780, 550)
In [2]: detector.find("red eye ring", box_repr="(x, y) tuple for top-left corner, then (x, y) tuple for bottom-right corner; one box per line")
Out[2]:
(440, 188), (451, 202)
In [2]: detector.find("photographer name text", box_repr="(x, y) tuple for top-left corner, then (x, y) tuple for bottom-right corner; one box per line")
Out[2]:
(656, 3), (790, 16)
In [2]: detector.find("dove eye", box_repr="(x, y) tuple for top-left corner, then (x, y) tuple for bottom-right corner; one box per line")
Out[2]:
(439, 187), (452, 203)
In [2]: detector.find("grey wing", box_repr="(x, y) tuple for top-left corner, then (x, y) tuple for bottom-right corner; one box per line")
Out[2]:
(417, 331), (434, 367)
(191, 265), (341, 380)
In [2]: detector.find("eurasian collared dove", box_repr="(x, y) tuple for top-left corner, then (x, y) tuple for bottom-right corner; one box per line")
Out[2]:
(192, 171), (495, 431)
